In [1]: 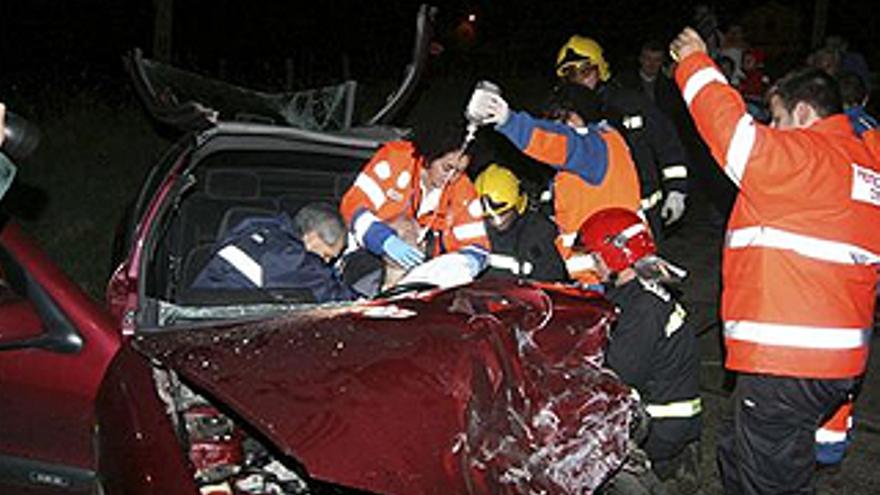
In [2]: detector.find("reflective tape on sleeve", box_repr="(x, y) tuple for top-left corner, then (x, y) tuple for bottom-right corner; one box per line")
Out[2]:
(662, 164), (688, 180)
(453, 221), (487, 240)
(354, 173), (386, 209)
(352, 210), (380, 245)
(218, 245), (263, 287)
(815, 427), (849, 444)
(683, 67), (728, 106)
(724, 114), (756, 187)
(489, 254), (522, 275)
(645, 398), (702, 418)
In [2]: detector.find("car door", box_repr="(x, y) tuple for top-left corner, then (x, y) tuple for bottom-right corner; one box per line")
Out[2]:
(0, 220), (120, 494)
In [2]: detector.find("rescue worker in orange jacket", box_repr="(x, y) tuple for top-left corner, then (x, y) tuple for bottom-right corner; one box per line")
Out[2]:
(556, 35), (691, 241)
(671, 27), (880, 494)
(465, 82), (642, 283)
(340, 127), (490, 278)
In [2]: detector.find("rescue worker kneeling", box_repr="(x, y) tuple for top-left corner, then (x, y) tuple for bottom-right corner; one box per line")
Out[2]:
(575, 208), (700, 493)
(192, 202), (355, 303)
(474, 164), (567, 282)
(339, 125), (490, 288)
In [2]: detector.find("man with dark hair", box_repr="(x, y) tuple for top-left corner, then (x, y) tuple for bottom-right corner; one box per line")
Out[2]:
(192, 202), (355, 303)
(339, 125), (489, 281)
(618, 38), (739, 228)
(839, 71), (880, 155)
(672, 27), (880, 494)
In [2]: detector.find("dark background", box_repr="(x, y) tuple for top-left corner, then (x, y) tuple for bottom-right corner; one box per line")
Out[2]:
(2, 1), (879, 97)
(1, 4), (879, 493)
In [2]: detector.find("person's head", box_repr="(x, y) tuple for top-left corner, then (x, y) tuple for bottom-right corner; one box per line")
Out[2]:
(838, 71), (869, 109)
(293, 202), (347, 262)
(742, 48), (764, 71)
(555, 35), (610, 90)
(575, 208), (656, 284)
(413, 124), (472, 190)
(807, 47), (840, 77)
(474, 164), (527, 232)
(725, 24), (745, 44)
(638, 40), (666, 79)
(767, 67), (842, 130)
(545, 82), (602, 126)
(716, 55), (736, 81)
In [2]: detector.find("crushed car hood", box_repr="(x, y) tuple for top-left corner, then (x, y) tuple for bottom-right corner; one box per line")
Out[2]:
(134, 279), (637, 494)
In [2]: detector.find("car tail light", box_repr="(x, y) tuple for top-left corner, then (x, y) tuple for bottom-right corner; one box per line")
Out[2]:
(184, 404), (244, 483)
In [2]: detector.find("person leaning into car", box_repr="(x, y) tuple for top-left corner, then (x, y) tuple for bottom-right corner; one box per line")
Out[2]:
(339, 124), (490, 278)
(191, 201), (355, 303)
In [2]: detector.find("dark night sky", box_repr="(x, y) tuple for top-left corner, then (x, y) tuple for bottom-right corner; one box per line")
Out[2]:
(0, 1), (877, 97)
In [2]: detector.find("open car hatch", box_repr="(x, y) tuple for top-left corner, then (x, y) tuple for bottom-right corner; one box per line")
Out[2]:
(125, 4), (436, 133)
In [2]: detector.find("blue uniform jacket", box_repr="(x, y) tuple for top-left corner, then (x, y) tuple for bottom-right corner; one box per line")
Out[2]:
(191, 213), (355, 303)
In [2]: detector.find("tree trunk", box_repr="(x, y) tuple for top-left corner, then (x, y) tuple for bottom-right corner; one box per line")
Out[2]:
(153, 0), (174, 62)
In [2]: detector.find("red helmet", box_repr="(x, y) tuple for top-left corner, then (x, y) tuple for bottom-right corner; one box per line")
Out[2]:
(576, 208), (655, 272)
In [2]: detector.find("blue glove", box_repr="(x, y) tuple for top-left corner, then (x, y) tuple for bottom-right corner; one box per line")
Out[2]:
(382, 235), (425, 269)
(461, 246), (488, 277)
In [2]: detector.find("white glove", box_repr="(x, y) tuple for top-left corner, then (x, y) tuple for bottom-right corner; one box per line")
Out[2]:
(465, 87), (510, 127)
(661, 191), (687, 225)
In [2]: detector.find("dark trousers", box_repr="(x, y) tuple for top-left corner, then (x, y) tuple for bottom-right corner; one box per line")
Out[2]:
(717, 373), (856, 494)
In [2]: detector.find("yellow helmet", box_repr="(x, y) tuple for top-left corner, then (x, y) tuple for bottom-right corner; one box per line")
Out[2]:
(474, 164), (528, 217)
(555, 35), (611, 82)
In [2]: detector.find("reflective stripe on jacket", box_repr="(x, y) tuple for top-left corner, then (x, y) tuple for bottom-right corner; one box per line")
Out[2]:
(676, 52), (880, 378)
(816, 400), (853, 444)
(191, 213), (355, 303)
(599, 82), (690, 240)
(496, 112), (642, 283)
(483, 208), (568, 282)
(605, 277), (701, 460)
(339, 141), (490, 257)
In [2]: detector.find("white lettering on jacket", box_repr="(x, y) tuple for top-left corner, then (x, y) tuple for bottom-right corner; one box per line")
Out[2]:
(851, 163), (880, 206)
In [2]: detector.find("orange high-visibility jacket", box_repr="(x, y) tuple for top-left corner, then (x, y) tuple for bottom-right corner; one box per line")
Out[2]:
(496, 112), (642, 281)
(340, 141), (489, 257)
(676, 52), (880, 378)
(863, 128), (880, 160)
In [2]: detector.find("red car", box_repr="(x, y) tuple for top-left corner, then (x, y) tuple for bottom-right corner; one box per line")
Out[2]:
(0, 6), (652, 494)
